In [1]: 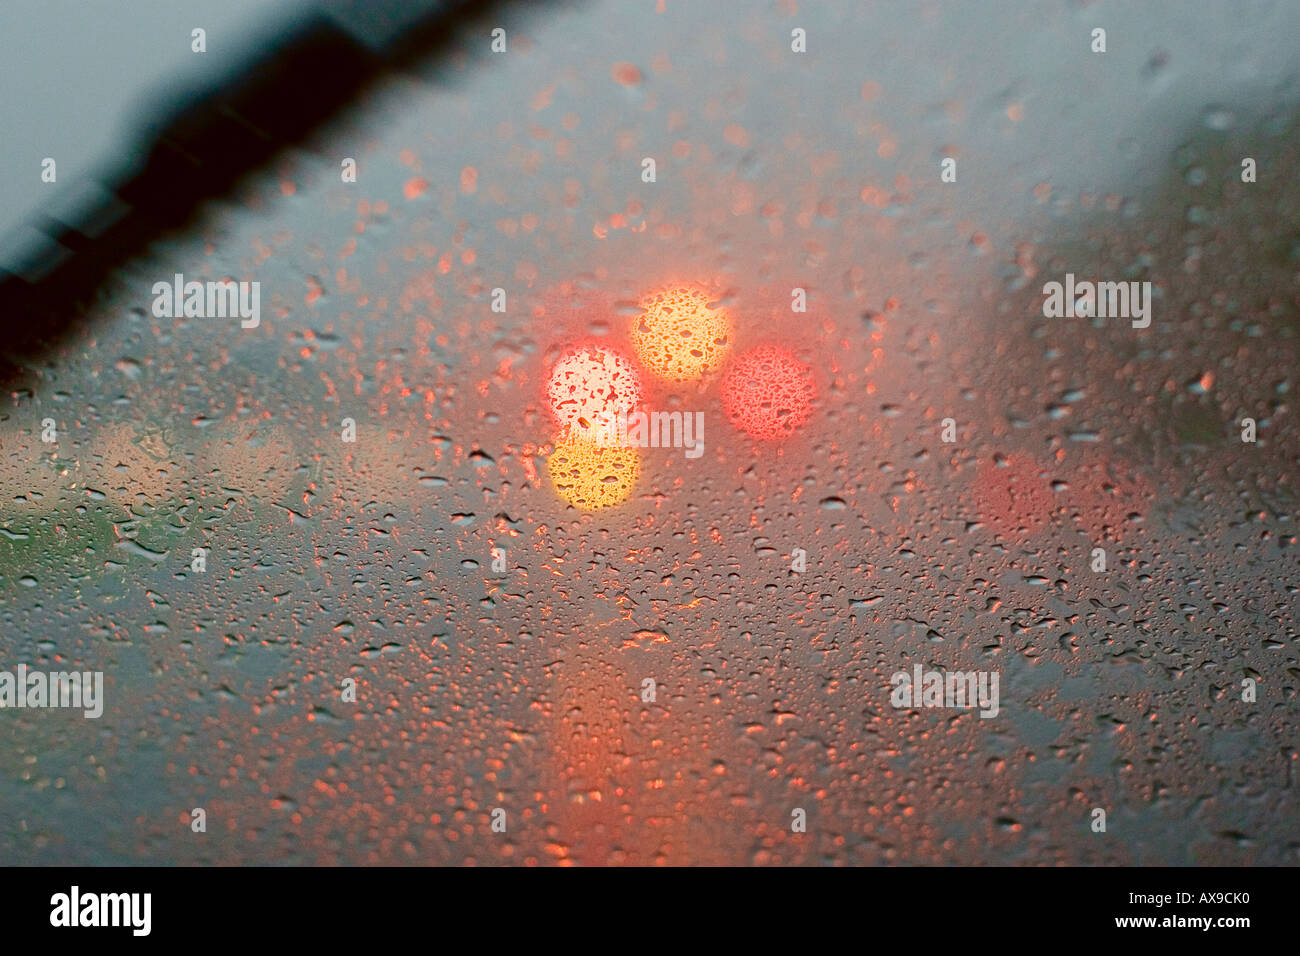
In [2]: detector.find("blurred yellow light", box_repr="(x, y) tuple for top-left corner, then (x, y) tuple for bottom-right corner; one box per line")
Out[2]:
(547, 433), (639, 510)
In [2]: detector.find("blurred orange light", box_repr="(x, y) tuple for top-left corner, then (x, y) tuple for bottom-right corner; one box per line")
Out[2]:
(631, 287), (731, 381)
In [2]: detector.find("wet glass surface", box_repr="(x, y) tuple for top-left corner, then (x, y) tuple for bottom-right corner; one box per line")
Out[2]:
(1, 1), (1298, 864)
